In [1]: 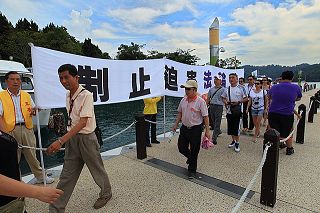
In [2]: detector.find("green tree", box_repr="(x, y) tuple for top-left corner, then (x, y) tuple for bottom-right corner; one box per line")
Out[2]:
(165, 49), (200, 65)
(116, 42), (146, 60)
(146, 50), (165, 59)
(225, 57), (241, 69)
(0, 12), (13, 35)
(0, 13), (14, 59)
(82, 38), (110, 59)
(38, 24), (82, 55)
(217, 58), (227, 68)
(15, 18), (38, 31)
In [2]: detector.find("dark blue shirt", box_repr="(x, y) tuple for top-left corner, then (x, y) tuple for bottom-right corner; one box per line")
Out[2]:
(268, 82), (302, 115)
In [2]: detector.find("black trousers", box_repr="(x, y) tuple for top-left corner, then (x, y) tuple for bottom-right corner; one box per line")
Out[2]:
(242, 102), (248, 129)
(178, 125), (202, 173)
(243, 102), (254, 130)
(145, 114), (157, 145)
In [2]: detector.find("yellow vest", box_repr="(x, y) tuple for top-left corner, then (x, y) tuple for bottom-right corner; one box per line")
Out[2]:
(0, 90), (33, 132)
(143, 97), (161, 115)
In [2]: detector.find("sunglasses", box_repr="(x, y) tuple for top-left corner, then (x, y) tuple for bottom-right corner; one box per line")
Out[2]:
(248, 79), (253, 81)
(185, 88), (192, 91)
(255, 83), (260, 85)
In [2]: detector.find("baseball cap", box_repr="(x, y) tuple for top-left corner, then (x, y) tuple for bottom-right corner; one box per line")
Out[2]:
(214, 75), (222, 80)
(180, 79), (198, 89)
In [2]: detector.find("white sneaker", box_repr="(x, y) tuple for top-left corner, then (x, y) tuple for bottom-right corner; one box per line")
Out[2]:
(234, 142), (240, 152)
(35, 176), (55, 184)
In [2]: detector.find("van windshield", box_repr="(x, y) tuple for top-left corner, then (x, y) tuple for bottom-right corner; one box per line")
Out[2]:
(0, 76), (34, 90)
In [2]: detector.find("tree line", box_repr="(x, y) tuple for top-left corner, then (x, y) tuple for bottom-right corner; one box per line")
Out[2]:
(0, 13), (202, 67)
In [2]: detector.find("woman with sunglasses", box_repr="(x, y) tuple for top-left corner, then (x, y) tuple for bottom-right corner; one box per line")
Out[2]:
(246, 80), (268, 142)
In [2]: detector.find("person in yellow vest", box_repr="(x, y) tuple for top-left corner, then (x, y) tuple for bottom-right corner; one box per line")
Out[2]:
(143, 97), (162, 147)
(0, 71), (54, 184)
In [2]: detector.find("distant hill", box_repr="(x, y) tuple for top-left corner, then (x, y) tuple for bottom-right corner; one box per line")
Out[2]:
(243, 63), (320, 82)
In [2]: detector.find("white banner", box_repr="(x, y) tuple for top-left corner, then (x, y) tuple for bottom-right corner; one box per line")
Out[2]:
(31, 46), (243, 109)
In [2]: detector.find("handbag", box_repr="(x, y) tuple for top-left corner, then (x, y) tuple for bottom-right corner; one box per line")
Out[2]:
(94, 125), (103, 147)
(201, 136), (214, 150)
(228, 86), (242, 117)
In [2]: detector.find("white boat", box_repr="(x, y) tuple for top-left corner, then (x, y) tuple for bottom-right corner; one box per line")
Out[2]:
(0, 60), (51, 128)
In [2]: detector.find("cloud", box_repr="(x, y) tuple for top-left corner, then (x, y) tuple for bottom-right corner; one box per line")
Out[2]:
(106, 0), (199, 29)
(221, 0), (320, 65)
(63, 9), (93, 42)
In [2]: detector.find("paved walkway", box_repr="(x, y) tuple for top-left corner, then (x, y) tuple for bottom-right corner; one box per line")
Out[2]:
(25, 89), (320, 213)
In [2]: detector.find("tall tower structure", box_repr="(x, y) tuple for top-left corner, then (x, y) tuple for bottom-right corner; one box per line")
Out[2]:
(209, 17), (219, 66)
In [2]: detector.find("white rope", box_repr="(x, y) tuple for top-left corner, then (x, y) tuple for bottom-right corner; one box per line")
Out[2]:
(145, 119), (162, 125)
(102, 121), (136, 142)
(18, 144), (65, 151)
(279, 112), (302, 143)
(306, 100), (314, 115)
(18, 121), (137, 151)
(231, 143), (272, 213)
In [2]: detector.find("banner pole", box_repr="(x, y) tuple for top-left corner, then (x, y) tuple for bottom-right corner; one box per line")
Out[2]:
(36, 109), (47, 186)
(163, 95), (166, 139)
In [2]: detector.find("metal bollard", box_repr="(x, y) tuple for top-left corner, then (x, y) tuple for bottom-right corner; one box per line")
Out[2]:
(315, 93), (320, 112)
(308, 97), (315, 123)
(135, 114), (147, 160)
(296, 104), (306, 144)
(316, 92), (320, 109)
(260, 129), (280, 207)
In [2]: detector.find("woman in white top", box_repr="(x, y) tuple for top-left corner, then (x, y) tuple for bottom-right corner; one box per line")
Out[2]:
(246, 80), (268, 142)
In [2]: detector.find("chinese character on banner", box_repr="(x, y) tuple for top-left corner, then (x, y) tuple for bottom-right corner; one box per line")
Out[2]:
(218, 72), (227, 87)
(203, 70), (212, 89)
(78, 65), (109, 102)
(129, 67), (151, 98)
(187, 70), (197, 80)
(164, 65), (178, 91)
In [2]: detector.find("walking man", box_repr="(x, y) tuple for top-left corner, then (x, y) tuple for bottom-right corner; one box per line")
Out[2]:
(143, 97), (162, 147)
(0, 71), (54, 184)
(172, 80), (210, 179)
(47, 64), (112, 212)
(244, 75), (255, 132)
(268, 71), (302, 155)
(206, 75), (225, 144)
(222, 73), (247, 152)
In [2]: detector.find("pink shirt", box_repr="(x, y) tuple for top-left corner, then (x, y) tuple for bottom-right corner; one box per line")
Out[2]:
(178, 96), (208, 127)
(66, 85), (96, 134)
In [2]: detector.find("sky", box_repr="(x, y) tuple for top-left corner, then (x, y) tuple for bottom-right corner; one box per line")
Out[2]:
(1, 0), (320, 66)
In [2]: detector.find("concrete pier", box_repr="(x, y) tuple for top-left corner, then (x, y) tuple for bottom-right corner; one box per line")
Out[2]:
(25, 89), (320, 212)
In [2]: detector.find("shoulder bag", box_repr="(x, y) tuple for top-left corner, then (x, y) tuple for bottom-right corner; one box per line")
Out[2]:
(228, 86), (242, 117)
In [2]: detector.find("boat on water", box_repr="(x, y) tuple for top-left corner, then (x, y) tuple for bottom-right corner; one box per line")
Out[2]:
(0, 59), (50, 128)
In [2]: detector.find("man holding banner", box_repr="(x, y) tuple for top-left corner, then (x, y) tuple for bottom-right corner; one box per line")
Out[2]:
(47, 64), (112, 212)
(0, 71), (54, 184)
(172, 79), (210, 179)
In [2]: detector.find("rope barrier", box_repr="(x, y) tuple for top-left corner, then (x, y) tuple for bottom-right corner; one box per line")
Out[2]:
(231, 143), (272, 213)
(279, 112), (302, 143)
(102, 121), (136, 142)
(19, 121), (137, 151)
(144, 119), (158, 124)
(18, 144), (65, 151)
(306, 100), (314, 115)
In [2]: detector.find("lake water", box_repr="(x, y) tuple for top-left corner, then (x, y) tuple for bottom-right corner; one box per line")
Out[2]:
(20, 96), (181, 175)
